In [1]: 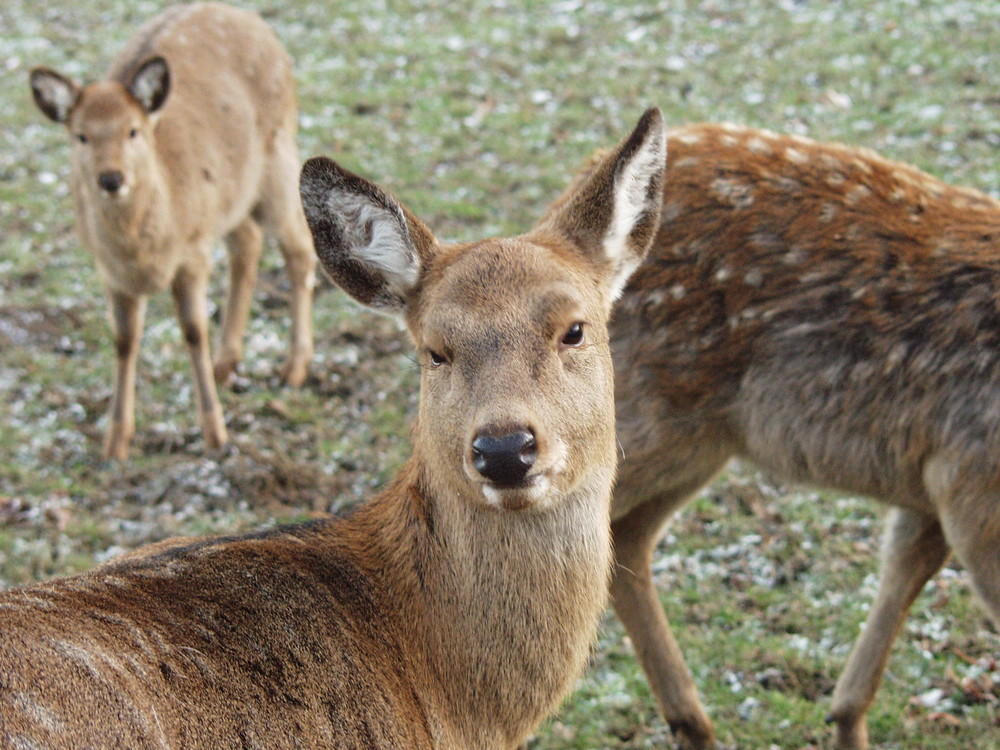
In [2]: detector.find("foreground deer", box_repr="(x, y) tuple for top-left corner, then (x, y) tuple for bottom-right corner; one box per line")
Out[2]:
(29, 2), (315, 460)
(0, 110), (666, 748)
(602, 123), (1000, 749)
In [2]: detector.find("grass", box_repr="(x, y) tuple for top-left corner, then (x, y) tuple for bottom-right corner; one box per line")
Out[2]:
(2, 0), (1000, 747)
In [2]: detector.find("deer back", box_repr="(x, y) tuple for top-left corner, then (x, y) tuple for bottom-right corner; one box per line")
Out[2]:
(612, 122), (1000, 515)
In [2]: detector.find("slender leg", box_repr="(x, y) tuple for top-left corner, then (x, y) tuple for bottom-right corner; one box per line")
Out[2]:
(828, 508), (950, 749)
(103, 291), (146, 461)
(260, 137), (315, 387)
(610, 480), (721, 750)
(214, 218), (263, 384)
(171, 269), (227, 450)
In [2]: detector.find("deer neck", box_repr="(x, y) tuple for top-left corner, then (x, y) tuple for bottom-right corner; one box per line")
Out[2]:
(357, 454), (614, 748)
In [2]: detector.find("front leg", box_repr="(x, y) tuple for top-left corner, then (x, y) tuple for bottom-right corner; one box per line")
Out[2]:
(171, 268), (228, 450)
(611, 493), (717, 750)
(103, 291), (146, 461)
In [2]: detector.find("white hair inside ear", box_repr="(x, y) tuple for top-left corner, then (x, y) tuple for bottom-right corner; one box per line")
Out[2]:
(327, 189), (420, 295)
(604, 124), (666, 299)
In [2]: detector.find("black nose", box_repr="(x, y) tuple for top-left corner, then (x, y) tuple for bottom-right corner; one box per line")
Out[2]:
(98, 171), (124, 193)
(471, 429), (537, 487)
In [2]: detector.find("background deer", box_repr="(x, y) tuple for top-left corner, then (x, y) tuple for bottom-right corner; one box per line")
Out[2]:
(0, 110), (666, 749)
(29, 2), (315, 461)
(600, 122), (1000, 749)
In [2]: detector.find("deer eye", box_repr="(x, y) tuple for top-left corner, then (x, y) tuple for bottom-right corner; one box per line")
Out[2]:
(129, 128), (138, 138)
(560, 322), (585, 348)
(428, 350), (448, 367)
(76, 134), (88, 144)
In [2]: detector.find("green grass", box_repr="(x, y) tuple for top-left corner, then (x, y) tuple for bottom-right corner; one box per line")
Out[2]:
(3, 0), (1000, 747)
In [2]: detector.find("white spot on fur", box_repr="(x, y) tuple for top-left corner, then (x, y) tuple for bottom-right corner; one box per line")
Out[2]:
(670, 283), (686, 300)
(884, 342), (908, 372)
(776, 176), (802, 194)
(719, 134), (739, 148)
(845, 184), (872, 205)
(710, 177), (754, 209)
(825, 172), (846, 187)
(819, 202), (838, 222)
(675, 131), (702, 145)
(852, 158), (874, 175)
(783, 246), (807, 265)
(819, 153), (841, 170)
(744, 269), (764, 287)
(714, 265), (731, 282)
(785, 148), (808, 164)
(673, 156), (699, 169)
(747, 137), (771, 155)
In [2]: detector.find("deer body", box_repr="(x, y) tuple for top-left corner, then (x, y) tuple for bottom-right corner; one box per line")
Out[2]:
(608, 122), (1000, 748)
(0, 111), (667, 748)
(30, 2), (316, 460)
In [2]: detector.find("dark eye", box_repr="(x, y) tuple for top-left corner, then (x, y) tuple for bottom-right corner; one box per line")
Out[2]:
(561, 322), (585, 348)
(129, 128), (138, 138)
(428, 350), (447, 367)
(76, 134), (87, 144)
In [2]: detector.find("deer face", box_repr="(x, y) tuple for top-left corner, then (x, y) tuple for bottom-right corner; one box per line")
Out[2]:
(409, 237), (614, 510)
(31, 58), (170, 201)
(300, 108), (665, 512)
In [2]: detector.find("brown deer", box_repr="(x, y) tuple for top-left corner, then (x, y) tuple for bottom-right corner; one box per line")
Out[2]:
(29, 2), (315, 461)
(0, 109), (667, 748)
(600, 122), (1000, 749)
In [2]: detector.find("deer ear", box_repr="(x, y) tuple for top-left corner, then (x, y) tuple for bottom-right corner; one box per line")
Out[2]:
(300, 157), (437, 312)
(128, 57), (170, 114)
(536, 108), (666, 300)
(30, 68), (80, 124)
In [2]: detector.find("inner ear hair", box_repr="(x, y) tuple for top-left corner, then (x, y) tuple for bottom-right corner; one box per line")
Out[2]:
(30, 68), (79, 124)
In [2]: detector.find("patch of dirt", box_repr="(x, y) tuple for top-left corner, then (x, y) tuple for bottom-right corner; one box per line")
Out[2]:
(0, 305), (87, 352)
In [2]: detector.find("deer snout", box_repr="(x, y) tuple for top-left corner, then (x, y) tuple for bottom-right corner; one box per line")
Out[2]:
(98, 170), (125, 194)
(471, 428), (538, 487)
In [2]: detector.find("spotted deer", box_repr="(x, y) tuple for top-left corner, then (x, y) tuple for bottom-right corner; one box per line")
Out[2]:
(29, 2), (315, 461)
(0, 110), (666, 749)
(595, 122), (1000, 749)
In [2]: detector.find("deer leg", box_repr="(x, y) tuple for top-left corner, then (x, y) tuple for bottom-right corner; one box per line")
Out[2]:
(261, 138), (315, 388)
(214, 217), (263, 385)
(171, 269), (228, 450)
(828, 508), (949, 750)
(940, 495), (1000, 633)
(102, 291), (146, 461)
(610, 485), (718, 750)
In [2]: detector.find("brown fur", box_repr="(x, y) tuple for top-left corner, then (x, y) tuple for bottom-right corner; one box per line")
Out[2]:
(29, 2), (315, 461)
(606, 122), (1000, 749)
(0, 111), (667, 749)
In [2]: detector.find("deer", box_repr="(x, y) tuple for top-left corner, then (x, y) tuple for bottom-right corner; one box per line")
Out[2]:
(0, 109), (667, 749)
(591, 122), (1000, 749)
(29, 2), (315, 461)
